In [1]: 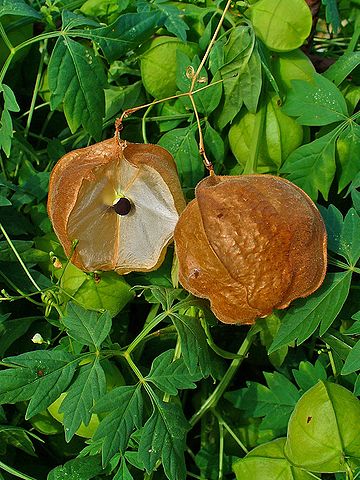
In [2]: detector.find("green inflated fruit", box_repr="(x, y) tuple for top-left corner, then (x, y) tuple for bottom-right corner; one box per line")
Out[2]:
(140, 36), (198, 98)
(285, 381), (360, 472)
(271, 49), (316, 93)
(60, 263), (134, 318)
(233, 438), (314, 480)
(248, 0), (312, 52)
(229, 95), (303, 172)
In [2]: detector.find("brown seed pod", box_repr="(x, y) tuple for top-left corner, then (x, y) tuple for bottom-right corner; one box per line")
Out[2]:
(47, 137), (186, 274)
(174, 174), (327, 325)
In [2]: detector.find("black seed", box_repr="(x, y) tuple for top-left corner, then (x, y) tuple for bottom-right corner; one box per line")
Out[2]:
(113, 197), (132, 216)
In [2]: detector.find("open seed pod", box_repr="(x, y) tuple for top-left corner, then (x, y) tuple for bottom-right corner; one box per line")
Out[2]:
(174, 175), (327, 325)
(48, 137), (186, 274)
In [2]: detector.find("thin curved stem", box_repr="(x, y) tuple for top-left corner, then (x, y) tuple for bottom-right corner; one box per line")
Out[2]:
(0, 461), (37, 480)
(0, 223), (41, 292)
(190, 0), (232, 92)
(24, 40), (47, 138)
(189, 93), (214, 173)
(189, 326), (256, 427)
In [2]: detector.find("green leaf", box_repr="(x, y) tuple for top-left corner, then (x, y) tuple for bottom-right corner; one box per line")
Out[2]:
(0, 316), (37, 356)
(59, 359), (106, 441)
(322, 331), (354, 362)
(83, 11), (166, 63)
(48, 37), (106, 139)
(233, 438), (314, 480)
(282, 74), (348, 125)
(146, 349), (200, 395)
(318, 204), (344, 256)
(2, 85), (19, 112)
(114, 457), (134, 480)
(280, 129), (337, 200)
(226, 372), (300, 432)
(217, 26), (254, 128)
(11, 172), (49, 207)
(138, 397), (188, 480)
(62, 302), (112, 349)
(340, 208), (360, 266)
(285, 381), (360, 472)
(157, 4), (189, 41)
(248, 0), (312, 52)
(322, 0), (341, 32)
(292, 360), (327, 392)
(47, 456), (103, 480)
(61, 9), (99, 29)
(0, 195), (10, 206)
(346, 172), (360, 213)
(320, 205), (360, 265)
(0, 350), (77, 419)
(239, 45), (262, 114)
(93, 385), (143, 466)
(0, 426), (36, 456)
(341, 340), (360, 375)
(269, 272), (352, 353)
(0, 84), (20, 157)
(0, 0), (41, 18)
(158, 126), (204, 190)
(336, 124), (360, 193)
(203, 121), (224, 171)
(344, 311), (360, 335)
(170, 313), (211, 377)
(0, 240), (48, 263)
(257, 313), (288, 368)
(324, 52), (360, 86)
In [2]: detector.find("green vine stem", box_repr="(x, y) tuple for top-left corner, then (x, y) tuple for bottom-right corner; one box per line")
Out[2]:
(213, 409), (249, 454)
(125, 311), (168, 355)
(24, 40), (47, 138)
(0, 223), (41, 292)
(0, 21), (14, 52)
(0, 31), (62, 83)
(217, 416), (225, 480)
(189, 325), (257, 427)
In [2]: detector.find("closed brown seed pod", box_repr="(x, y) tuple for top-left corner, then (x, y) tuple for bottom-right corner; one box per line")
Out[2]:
(47, 137), (186, 274)
(174, 174), (327, 325)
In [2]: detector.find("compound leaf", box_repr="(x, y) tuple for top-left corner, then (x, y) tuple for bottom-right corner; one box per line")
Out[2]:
(269, 272), (352, 353)
(226, 372), (300, 432)
(158, 126), (204, 190)
(0, 0), (41, 18)
(60, 358), (106, 441)
(93, 385), (143, 466)
(0, 350), (77, 419)
(146, 349), (200, 395)
(62, 302), (112, 349)
(280, 129), (337, 200)
(320, 205), (360, 266)
(83, 11), (165, 63)
(47, 456), (103, 480)
(282, 74), (348, 125)
(138, 396), (188, 480)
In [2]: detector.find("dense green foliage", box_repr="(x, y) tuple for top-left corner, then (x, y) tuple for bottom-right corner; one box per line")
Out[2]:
(0, 0), (359, 479)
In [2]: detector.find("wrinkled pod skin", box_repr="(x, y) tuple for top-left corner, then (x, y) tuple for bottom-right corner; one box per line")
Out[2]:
(47, 137), (186, 274)
(174, 174), (327, 325)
